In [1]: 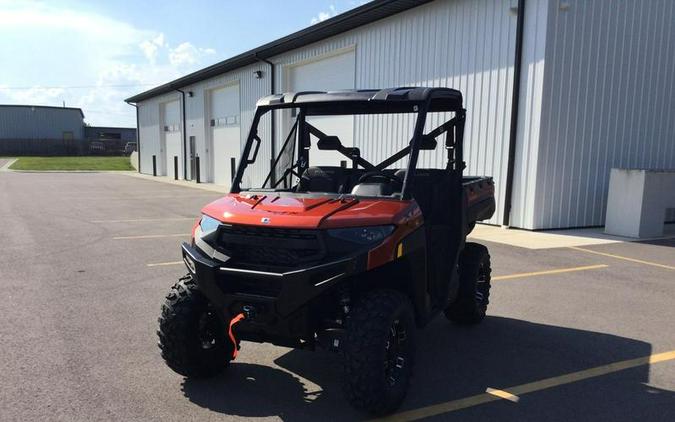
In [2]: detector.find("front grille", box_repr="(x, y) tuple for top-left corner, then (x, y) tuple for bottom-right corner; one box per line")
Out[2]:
(217, 225), (324, 268)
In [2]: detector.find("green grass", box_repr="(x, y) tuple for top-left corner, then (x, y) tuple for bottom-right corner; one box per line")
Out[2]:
(9, 156), (134, 171)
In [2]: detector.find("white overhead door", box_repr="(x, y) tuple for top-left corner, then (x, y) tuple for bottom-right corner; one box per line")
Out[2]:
(162, 100), (182, 178)
(287, 50), (355, 167)
(209, 84), (241, 187)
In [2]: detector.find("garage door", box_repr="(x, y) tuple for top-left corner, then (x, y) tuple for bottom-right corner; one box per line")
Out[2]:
(287, 50), (355, 167)
(209, 84), (241, 186)
(162, 100), (182, 179)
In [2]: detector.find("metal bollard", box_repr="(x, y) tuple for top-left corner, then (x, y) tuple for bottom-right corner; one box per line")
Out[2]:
(230, 157), (236, 182)
(152, 155), (157, 176)
(195, 156), (201, 183)
(174, 156), (178, 180)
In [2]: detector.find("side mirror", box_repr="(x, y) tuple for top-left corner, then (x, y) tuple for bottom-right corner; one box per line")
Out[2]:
(317, 136), (342, 150)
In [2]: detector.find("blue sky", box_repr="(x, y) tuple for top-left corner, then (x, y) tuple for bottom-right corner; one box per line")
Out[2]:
(0, 0), (365, 126)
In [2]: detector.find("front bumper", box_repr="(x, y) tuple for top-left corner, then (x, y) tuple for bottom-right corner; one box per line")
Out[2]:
(181, 242), (367, 344)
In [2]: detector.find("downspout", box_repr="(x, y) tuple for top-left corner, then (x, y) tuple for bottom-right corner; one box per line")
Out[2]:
(502, 0), (526, 227)
(255, 54), (276, 182)
(175, 89), (188, 180)
(125, 100), (141, 173)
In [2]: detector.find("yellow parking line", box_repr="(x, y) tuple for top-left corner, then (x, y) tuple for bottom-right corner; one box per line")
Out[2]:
(147, 261), (183, 267)
(379, 350), (675, 422)
(492, 264), (608, 281)
(569, 246), (675, 270)
(113, 233), (190, 240)
(92, 217), (194, 223)
(485, 387), (519, 402)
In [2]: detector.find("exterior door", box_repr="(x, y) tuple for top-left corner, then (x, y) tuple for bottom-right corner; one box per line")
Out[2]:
(209, 84), (241, 187)
(189, 136), (196, 181)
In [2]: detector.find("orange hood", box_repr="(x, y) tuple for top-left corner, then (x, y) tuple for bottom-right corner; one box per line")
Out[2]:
(201, 193), (418, 229)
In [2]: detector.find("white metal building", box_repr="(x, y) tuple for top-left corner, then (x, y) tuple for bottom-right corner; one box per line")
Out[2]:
(126, 0), (675, 230)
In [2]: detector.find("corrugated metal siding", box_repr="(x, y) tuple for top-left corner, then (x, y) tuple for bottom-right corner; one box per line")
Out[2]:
(137, 92), (179, 175)
(182, 63), (271, 185)
(0, 106), (84, 139)
(138, 63), (271, 183)
(84, 127), (137, 142)
(271, 0), (524, 225)
(534, 0), (675, 229)
(509, 0), (548, 228)
(136, 0), (561, 227)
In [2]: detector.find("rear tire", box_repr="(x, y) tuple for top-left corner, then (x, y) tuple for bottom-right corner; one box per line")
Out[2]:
(342, 290), (415, 416)
(445, 243), (491, 324)
(157, 275), (233, 378)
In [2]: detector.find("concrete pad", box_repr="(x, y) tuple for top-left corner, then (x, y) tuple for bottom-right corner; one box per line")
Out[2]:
(469, 224), (675, 250)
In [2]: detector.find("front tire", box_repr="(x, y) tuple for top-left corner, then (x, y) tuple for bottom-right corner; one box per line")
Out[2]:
(445, 242), (491, 324)
(342, 290), (415, 415)
(157, 275), (233, 378)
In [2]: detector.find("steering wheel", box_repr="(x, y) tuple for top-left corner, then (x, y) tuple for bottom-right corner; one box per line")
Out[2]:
(357, 171), (403, 186)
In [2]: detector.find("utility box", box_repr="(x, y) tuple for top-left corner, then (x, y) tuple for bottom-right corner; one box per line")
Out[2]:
(605, 169), (675, 238)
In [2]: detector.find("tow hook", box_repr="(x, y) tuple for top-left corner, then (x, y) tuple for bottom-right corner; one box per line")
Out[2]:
(228, 313), (245, 360)
(227, 305), (257, 360)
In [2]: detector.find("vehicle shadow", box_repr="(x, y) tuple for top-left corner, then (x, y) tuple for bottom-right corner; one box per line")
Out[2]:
(181, 316), (674, 421)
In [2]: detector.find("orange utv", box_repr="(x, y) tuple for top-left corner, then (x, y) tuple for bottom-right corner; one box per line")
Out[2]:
(158, 87), (495, 415)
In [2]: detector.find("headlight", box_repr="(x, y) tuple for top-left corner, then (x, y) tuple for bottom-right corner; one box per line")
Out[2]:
(199, 215), (221, 235)
(327, 225), (395, 245)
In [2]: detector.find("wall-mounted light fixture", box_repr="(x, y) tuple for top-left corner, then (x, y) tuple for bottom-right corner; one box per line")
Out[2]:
(187, 91), (194, 97)
(253, 70), (263, 79)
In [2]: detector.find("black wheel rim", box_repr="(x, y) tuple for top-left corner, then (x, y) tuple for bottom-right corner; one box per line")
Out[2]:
(475, 262), (489, 307)
(198, 310), (219, 350)
(383, 319), (408, 387)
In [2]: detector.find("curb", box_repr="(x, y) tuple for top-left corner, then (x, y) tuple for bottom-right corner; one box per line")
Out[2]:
(121, 172), (229, 193)
(0, 158), (18, 172)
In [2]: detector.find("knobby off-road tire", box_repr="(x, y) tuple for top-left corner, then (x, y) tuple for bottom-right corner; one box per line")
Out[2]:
(157, 275), (233, 378)
(445, 242), (491, 324)
(342, 290), (416, 416)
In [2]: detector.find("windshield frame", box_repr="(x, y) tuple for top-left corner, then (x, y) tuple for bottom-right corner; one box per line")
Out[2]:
(231, 98), (464, 201)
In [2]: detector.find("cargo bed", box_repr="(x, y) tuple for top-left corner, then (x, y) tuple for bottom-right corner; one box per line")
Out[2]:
(463, 176), (495, 224)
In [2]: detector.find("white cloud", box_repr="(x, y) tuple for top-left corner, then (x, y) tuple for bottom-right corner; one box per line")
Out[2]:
(152, 33), (165, 48)
(0, 85), (65, 104)
(168, 42), (216, 66)
(0, 2), (217, 126)
(139, 33), (165, 64)
(311, 5), (338, 24)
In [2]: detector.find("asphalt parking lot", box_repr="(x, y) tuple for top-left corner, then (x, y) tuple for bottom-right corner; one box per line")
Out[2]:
(0, 171), (673, 421)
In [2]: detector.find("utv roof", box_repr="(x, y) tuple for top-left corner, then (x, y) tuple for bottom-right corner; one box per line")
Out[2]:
(256, 87), (463, 114)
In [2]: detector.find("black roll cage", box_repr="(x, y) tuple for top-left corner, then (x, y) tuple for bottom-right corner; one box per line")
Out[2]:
(232, 99), (465, 200)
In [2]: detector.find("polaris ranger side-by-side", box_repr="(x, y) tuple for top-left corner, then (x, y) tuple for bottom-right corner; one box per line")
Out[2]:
(158, 87), (495, 415)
